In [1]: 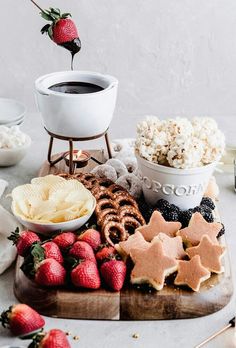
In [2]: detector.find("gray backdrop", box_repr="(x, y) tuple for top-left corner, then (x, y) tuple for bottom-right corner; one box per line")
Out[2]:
(0, 0), (236, 140)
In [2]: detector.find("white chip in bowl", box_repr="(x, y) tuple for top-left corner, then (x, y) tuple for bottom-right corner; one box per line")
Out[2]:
(11, 175), (95, 224)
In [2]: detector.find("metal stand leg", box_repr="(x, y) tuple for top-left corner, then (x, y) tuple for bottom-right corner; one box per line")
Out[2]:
(46, 128), (112, 170)
(69, 139), (74, 175)
(47, 136), (64, 166)
(105, 132), (112, 159)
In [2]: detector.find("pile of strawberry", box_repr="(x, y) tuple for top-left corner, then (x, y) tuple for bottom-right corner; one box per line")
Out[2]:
(9, 227), (127, 292)
(0, 303), (71, 347)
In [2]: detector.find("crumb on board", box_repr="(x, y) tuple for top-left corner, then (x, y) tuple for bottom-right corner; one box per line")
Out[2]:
(132, 333), (140, 339)
(73, 335), (80, 340)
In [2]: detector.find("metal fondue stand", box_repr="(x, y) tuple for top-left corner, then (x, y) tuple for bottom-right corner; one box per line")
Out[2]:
(46, 127), (112, 175)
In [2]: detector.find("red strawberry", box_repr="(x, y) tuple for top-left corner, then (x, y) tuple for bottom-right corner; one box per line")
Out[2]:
(8, 228), (40, 256)
(52, 19), (78, 44)
(0, 304), (45, 337)
(78, 229), (101, 251)
(95, 244), (116, 263)
(42, 241), (63, 264)
(20, 243), (66, 287)
(69, 241), (96, 262)
(71, 260), (100, 289)
(35, 258), (66, 287)
(29, 329), (71, 348)
(40, 8), (79, 44)
(100, 259), (126, 291)
(53, 232), (76, 252)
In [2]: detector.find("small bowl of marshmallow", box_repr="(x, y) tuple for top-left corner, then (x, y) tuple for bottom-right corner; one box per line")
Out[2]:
(0, 125), (31, 166)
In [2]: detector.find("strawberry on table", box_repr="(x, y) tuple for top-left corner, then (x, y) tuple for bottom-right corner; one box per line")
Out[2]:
(8, 228), (40, 257)
(28, 329), (71, 348)
(0, 304), (45, 337)
(41, 241), (64, 264)
(78, 229), (101, 251)
(100, 259), (127, 291)
(95, 244), (116, 263)
(71, 260), (101, 289)
(53, 231), (76, 252)
(35, 258), (66, 287)
(69, 241), (96, 263)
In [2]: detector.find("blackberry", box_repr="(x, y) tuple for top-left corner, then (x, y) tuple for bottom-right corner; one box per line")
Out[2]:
(193, 206), (202, 213)
(170, 204), (181, 216)
(193, 205), (214, 223)
(217, 223), (225, 238)
(200, 197), (215, 210)
(138, 199), (154, 223)
(180, 209), (194, 227)
(162, 209), (179, 222)
(155, 199), (171, 213)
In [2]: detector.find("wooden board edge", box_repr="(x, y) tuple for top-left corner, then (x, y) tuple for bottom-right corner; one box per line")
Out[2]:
(14, 257), (120, 320)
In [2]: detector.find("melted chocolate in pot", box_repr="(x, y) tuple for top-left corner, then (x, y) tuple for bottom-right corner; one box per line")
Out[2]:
(49, 81), (104, 94)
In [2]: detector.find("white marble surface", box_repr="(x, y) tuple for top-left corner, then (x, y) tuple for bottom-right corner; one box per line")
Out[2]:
(0, 114), (235, 348)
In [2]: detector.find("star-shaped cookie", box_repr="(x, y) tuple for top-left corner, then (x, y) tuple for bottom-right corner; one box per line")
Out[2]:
(177, 212), (222, 247)
(186, 235), (225, 274)
(115, 231), (150, 260)
(130, 241), (178, 290)
(174, 255), (211, 292)
(153, 233), (186, 260)
(136, 211), (181, 242)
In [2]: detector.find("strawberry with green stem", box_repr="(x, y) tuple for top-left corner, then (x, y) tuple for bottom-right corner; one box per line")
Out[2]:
(53, 231), (76, 252)
(70, 259), (101, 289)
(100, 257), (127, 291)
(8, 228), (41, 257)
(39, 6), (81, 69)
(27, 329), (71, 348)
(0, 304), (45, 337)
(21, 243), (66, 287)
(77, 228), (101, 251)
(95, 243), (116, 263)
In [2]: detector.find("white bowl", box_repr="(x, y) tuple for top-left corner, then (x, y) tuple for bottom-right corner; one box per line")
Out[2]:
(3, 117), (24, 127)
(12, 196), (96, 236)
(35, 71), (118, 138)
(0, 134), (31, 167)
(136, 153), (217, 210)
(0, 98), (26, 124)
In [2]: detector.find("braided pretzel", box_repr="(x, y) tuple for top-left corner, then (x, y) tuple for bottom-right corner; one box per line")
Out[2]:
(95, 198), (119, 215)
(119, 206), (145, 225)
(60, 171), (145, 245)
(102, 221), (128, 245)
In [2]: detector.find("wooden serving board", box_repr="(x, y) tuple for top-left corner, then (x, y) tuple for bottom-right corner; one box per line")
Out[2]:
(14, 150), (234, 320)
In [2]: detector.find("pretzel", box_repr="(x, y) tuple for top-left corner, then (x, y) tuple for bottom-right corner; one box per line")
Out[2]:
(61, 171), (145, 245)
(97, 208), (118, 225)
(119, 206), (145, 225)
(115, 192), (138, 209)
(95, 199), (119, 215)
(102, 221), (128, 245)
(121, 216), (141, 234)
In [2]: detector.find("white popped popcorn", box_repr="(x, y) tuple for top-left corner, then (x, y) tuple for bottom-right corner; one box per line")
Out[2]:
(135, 116), (225, 169)
(167, 136), (204, 169)
(192, 117), (225, 164)
(0, 126), (27, 149)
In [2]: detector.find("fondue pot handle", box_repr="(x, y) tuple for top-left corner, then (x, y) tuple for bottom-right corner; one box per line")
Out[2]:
(104, 75), (119, 91)
(37, 89), (49, 96)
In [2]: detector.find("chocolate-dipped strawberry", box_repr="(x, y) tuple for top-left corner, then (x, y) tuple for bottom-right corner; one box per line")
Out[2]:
(40, 7), (81, 70)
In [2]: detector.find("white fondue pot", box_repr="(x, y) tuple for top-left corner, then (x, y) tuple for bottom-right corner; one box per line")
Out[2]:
(35, 71), (118, 138)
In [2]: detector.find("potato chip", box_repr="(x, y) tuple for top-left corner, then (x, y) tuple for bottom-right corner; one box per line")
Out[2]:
(10, 175), (95, 223)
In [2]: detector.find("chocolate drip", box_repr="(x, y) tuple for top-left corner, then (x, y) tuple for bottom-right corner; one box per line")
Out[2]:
(59, 37), (81, 70)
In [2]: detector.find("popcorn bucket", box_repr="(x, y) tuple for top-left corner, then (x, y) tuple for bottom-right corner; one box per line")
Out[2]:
(136, 153), (217, 210)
